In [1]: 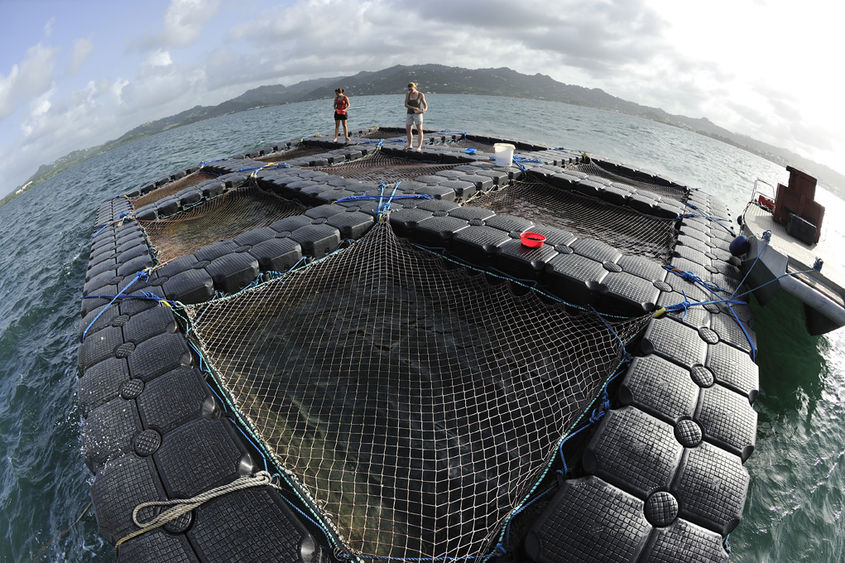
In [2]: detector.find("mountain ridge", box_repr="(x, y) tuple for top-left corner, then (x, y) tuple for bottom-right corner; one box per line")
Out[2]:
(6, 63), (842, 205)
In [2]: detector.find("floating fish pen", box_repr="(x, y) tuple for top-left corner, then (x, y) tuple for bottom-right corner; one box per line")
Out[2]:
(78, 126), (757, 562)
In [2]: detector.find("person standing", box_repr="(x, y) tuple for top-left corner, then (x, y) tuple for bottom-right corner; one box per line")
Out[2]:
(404, 82), (428, 151)
(333, 88), (351, 142)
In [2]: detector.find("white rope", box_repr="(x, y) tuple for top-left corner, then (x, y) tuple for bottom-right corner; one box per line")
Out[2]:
(116, 471), (278, 547)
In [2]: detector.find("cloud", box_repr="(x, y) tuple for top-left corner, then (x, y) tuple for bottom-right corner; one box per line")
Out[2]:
(117, 57), (209, 121)
(226, 0), (672, 89)
(132, 0), (221, 51)
(162, 0), (220, 46)
(0, 43), (56, 119)
(111, 78), (129, 104)
(147, 49), (173, 67)
(69, 38), (93, 76)
(410, 0), (667, 77)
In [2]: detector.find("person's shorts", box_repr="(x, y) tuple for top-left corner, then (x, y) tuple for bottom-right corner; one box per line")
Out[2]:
(406, 112), (423, 126)
(334, 112), (347, 121)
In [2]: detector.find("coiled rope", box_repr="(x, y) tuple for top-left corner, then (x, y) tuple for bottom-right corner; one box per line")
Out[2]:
(115, 471), (280, 548)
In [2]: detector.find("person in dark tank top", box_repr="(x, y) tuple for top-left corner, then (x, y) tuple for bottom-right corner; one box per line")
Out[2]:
(332, 88), (351, 143)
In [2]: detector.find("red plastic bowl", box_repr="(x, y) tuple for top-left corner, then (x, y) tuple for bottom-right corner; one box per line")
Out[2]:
(520, 232), (546, 248)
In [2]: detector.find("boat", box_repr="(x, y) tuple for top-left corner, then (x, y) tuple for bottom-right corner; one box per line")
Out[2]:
(737, 166), (845, 335)
(78, 127), (760, 562)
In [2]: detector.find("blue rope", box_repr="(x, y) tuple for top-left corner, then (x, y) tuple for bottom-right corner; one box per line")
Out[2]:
(503, 484), (555, 544)
(589, 389), (611, 424)
(557, 365), (627, 472)
(92, 211), (134, 238)
(382, 182), (400, 215)
(659, 295), (747, 315)
(731, 231), (770, 300)
(274, 485), (337, 545)
(230, 410), (269, 472)
(376, 181), (403, 216)
(588, 305), (628, 357)
(335, 194), (432, 204)
(679, 202), (736, 237)
(82, 291), (168, 303)
(660, 238), (774, 358)
(558, 423), (594, 474)
(345, 549), (503, 561)
(512, 155), (542, 172)
(486, 267), (539, 287)
(81, 269), (149, 342)
(201, 378), (271, 473)
(487, 353), (634, 561)
(721, 262), (818, 363)
(670, 290), (691, 320)
(664, 265), (726, 294)
(732, 266), (815, 301)
(727, 303), (757, 362)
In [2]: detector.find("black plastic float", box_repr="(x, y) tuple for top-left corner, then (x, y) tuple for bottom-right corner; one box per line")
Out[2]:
(77, 126), (758, 562)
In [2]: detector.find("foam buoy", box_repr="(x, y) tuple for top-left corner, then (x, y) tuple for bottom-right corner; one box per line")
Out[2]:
(729, 235), (750, 257)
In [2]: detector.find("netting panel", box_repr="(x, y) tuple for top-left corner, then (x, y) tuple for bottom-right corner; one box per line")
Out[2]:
(254, 145), (328, 163)
(568, 160), (686, 200)
(187, 222), (646, 560)
(314, 151), (460, 184)
(361, 130), (405, 139)
(140, 185), (305, 264)
(475, 177), (677, 260)
(444, 138), (497, 153)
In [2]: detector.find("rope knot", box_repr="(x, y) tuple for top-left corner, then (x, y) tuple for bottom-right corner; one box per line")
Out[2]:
(589, 390), (610, 423)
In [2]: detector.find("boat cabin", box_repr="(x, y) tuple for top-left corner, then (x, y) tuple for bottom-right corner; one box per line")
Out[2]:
(773, 166), (824, 244)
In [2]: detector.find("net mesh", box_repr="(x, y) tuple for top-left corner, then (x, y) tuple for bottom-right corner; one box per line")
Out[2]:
(474, 176), (677, 260)
(186, 221), (647, 560)
(444, 138), (497, 153)
(132, 170), (219, 209)
(568, 160), (687, 200)
(314, 151), (460, 184)
(254, 145), (328, 163)
(361, 129), (405, 139)
(140, 185), (305, 264)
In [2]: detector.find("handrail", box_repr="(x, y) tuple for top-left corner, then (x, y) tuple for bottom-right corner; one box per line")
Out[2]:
(750, 178), (775, 203)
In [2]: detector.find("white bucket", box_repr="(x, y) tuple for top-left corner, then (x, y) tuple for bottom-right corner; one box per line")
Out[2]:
(493, 143), (515, 167)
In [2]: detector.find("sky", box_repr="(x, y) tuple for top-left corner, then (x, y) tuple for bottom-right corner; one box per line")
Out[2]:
(1, 0), (844, 197)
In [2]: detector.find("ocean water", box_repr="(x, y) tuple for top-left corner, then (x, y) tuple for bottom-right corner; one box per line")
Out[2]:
(0, 93), (842, 561)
